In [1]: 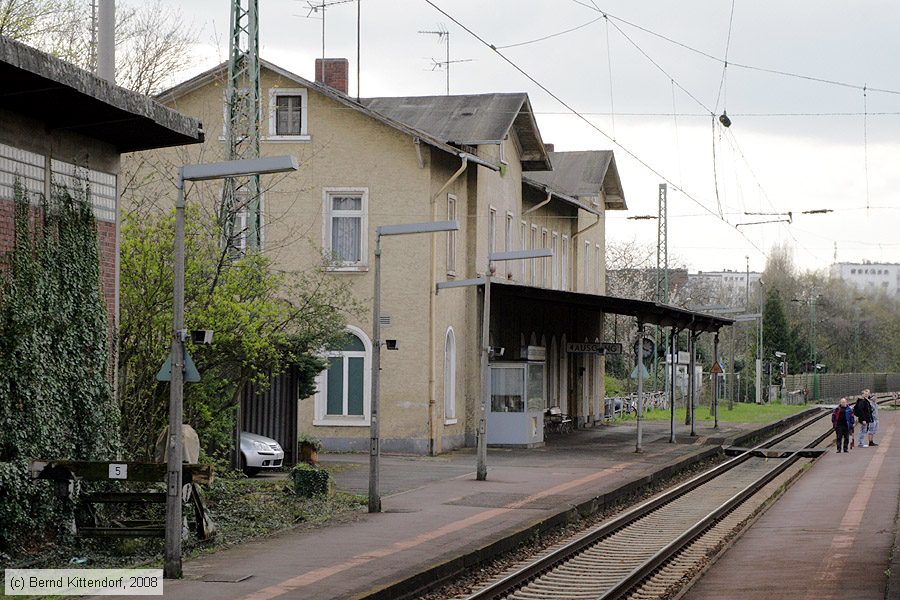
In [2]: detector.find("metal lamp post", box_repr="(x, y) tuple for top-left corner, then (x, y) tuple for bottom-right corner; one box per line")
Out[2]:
(165, 155), (298, 579)
(475, 248), (552, 481)
(368, 220), (459, 513)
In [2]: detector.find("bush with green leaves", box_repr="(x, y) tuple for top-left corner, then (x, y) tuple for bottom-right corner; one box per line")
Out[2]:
(118, 205), (358, 462)
(290, 463), (332, 497)
(0, 182), (118, 551)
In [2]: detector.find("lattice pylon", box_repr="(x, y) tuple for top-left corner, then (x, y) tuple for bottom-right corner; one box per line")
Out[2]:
(221, 0), (262, 253)
(654, 183), (669, 390)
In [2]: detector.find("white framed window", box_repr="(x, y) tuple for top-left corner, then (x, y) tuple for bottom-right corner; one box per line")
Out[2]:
(323, 188), (368, 270)
(314, 326), (372, 426)
(233, 205), (249, 255)
(444, 327), (457, 424)
(489, 206), (497, 255)
(520, 220), (527, 280)
(530, 225), (538, 284)
(584, 240), (591, 291)
(268, 88), (310, 140)
(227, 188), (264, 255)
(505, 212), (513, 252)
(541, 228), (548, 287)
(551, 232), (559, 289)
(447, 194), (458, 275)
(561, 235), (569, 290)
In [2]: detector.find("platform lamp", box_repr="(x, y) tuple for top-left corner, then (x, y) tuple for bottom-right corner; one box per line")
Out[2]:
(165, 156), (299, 579)
(368, 220), (460, 513)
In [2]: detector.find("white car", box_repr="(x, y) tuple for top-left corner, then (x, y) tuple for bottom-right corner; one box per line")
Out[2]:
(240, 431), (285, 476)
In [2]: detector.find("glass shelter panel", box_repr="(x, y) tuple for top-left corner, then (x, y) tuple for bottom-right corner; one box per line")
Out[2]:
(491, 367), (525, 412)
(527, 363), (545, 412)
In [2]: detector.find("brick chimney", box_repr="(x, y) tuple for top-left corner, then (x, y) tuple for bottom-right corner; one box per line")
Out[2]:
(315, 58), (349, 94)
(544, 143), (555, 153)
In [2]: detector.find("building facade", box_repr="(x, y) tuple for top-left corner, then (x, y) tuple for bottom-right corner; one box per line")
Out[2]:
(830, 262), (900, 297)
(686, 269), (761, 308)
(144, 58), (627, 455)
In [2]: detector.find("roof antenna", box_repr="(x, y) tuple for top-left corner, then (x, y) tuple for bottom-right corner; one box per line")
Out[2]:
(418, 24), (472, 95)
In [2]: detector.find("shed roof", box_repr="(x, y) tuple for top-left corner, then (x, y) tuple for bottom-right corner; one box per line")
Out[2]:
(0, 35), (203, 153)
(527, 151), (627, 210)
(360, 93), (552, 170)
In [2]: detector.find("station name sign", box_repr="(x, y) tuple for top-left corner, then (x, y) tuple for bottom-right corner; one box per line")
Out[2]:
(566, 342), (622, 355)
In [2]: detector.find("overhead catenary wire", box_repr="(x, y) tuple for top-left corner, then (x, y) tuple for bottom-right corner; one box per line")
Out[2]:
(603, 16), (713, 114)
(494, 15), (603, 49)
(585, 1), (821, 261)
(714, 0), (736, 113)
(570, 0), (900, 97)
(596, 10), (797, 250)
(602, 12), (616, 141)
(423, 0), (769, 259)
(863, 85), (870, 213)
(671, 79), (683, 185)
(711, 116), (724, 218)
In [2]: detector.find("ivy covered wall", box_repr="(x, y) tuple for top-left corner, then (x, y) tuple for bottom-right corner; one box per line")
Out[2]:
(0, 182), (119, 550)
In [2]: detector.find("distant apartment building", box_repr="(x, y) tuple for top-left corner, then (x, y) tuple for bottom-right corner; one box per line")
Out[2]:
(830, 262), (900, 296)
(687, 269), (761, 307)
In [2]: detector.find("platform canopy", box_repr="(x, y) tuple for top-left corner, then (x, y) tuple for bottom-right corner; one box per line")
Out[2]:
(492, 281), (733, 332)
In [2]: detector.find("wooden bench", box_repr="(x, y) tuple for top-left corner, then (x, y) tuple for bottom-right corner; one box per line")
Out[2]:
(545, 406), (573, 434)
(29, 459), (215, 540)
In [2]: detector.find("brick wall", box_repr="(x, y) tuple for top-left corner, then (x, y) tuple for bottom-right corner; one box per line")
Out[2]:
(0, 199), (13, 250)
(315, 58), (349, 94)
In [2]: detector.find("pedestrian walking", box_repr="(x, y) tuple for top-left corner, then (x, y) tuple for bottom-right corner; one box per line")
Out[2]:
(865, 389), (879, 447)
(853, 393), (873, 448)
(832, 398), (855, 453)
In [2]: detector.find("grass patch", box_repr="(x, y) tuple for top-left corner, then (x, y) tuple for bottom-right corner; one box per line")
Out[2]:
(617, 402), (808, 424)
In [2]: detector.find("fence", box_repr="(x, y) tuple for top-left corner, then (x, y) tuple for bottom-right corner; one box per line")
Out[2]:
(783, 372), (900, 403)
(603, 391), (669, 420)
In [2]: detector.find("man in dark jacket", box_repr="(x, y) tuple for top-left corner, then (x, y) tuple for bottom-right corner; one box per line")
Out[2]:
(853, 394), (873, 448)
(832, 398), (855, 453)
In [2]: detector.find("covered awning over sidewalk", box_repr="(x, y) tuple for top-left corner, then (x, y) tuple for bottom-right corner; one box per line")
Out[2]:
(490, 281), (734, 331)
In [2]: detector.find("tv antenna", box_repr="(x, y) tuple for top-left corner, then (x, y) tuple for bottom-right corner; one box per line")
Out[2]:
(418, 24), (472, 95)
(300, 0), (356, 60)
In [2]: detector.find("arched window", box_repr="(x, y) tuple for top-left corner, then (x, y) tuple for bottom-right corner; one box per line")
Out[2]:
(444, 327), (457, 423)
(314, 326), (371, 426)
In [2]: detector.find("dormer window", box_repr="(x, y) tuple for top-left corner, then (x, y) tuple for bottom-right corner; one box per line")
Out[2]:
(268, 88), (310, 140)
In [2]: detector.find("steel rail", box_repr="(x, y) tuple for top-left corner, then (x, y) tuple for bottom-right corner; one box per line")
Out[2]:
(603, 401), (892, 599)
(459, 410), (825, 600)
(596, 450), (803, 599)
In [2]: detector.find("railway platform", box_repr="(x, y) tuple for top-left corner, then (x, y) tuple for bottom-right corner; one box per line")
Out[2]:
(684, 407), (899, 600)
(120, 416), (775, 600)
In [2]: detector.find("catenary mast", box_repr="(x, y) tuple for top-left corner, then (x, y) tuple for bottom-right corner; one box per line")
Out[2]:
(222, 0), (262, 252)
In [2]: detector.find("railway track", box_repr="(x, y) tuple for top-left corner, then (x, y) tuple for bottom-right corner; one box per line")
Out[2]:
(453, 400), (895, 600)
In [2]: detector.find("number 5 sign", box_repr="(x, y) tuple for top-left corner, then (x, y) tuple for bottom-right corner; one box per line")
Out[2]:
(108, 463), (128, 479)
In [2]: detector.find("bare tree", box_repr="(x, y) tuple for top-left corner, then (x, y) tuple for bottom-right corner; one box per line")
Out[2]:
(1, 0), (197, 95)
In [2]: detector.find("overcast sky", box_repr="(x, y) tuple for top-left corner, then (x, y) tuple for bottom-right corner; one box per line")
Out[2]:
(166, 0), (900, 273)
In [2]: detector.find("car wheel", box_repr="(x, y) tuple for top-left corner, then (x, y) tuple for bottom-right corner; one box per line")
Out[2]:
(241, 455), (260, 477)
